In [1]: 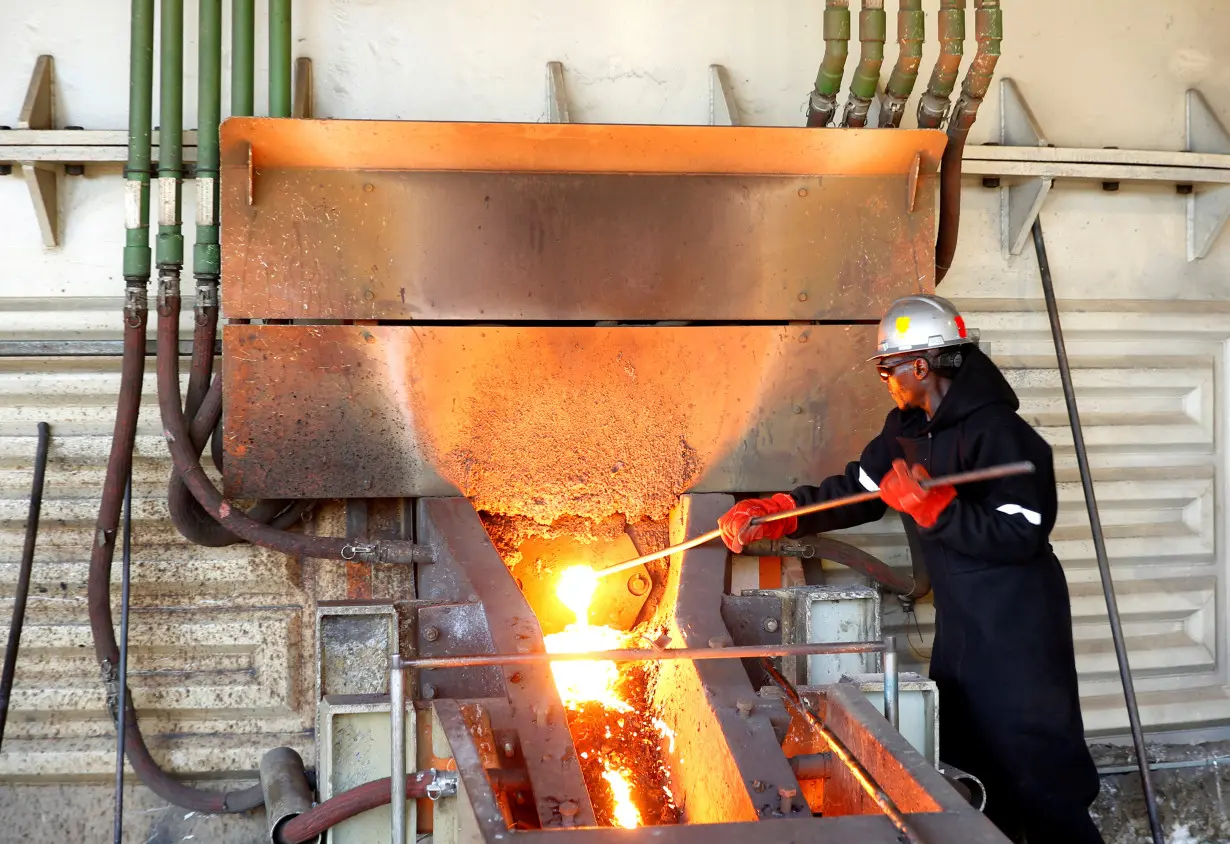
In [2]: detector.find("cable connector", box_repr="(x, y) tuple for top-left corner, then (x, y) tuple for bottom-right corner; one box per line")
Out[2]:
(426, 769), (459, 801)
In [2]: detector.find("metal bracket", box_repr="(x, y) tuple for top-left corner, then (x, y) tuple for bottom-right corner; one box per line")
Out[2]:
(998, 78), (1052, 257)
(426, 768), (460, 801)
(708, 64), (740, 126)
(17, 55), (60, 248)
(292, 57), (314, 120)
(1186, 90), (1230, 260)
(546, 61), (570, 123)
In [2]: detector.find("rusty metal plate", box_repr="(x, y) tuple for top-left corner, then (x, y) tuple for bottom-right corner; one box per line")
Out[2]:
(416, 603), (504, 701)
(220, 119), (943, 321)
(221, 324), (889, 510)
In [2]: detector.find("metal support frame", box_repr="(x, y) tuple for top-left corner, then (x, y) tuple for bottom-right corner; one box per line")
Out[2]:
(546, 61), (570, 123)
(709, 64), (740, 126)
(16, 56), (60, 247)
(1186, 90), (1230, 260)
(980, 78), (1230, 260)
(292, 57), (314, 120)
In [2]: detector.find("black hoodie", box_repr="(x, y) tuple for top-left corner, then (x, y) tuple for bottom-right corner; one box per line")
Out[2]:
(790, 346), (1100, 828)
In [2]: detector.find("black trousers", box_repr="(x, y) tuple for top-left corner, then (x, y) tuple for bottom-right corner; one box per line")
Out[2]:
(978, 764), (1106, 844)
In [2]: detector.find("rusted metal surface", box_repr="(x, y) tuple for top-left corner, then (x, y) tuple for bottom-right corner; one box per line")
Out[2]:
(415, 603), (504, 700)
(316, 601), (398, 699)
(222, 324), (886, 505)
(649, 494), (800, 823)
(720, 593), (785, 688)
(415, 498), (596, 828)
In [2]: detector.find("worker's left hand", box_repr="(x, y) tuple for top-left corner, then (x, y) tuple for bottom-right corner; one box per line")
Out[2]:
(717, 494), (798, 554)
(879, 460), (956, 528)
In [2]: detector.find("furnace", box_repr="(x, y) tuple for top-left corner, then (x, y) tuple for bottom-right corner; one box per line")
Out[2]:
(209, 118), (1009, 843)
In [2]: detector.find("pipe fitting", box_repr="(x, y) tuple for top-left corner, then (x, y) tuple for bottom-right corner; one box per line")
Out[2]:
(879, 0), (925, 128)
(261, 747), (316, 844)
(842, 1), (887, 128)
(806, 0), (851, 128)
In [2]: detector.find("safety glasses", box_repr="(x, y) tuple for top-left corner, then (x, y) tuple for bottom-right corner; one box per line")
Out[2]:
(875, 357), (922, 382)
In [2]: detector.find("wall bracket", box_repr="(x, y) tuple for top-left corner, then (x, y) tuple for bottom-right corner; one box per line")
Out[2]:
(546, 61), (570, 123)
(709, 64), (740, 126)
(17, 55), (60, 248)
(1185, 90), (1230, 260)
(997, 78), (1052, 258)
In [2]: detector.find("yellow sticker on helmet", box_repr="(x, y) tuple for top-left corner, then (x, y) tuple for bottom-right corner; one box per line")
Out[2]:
(895, 316), (911, 335)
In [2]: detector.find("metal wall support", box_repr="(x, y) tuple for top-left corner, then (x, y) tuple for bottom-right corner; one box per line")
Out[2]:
(17, 56), (60, 247)
(1186, 90), (1230, 260)
(709, 64), (740, 126)
(292, 57), (314, 120)
(998, 78), (1051, 257)
(546, 61), (570, 123)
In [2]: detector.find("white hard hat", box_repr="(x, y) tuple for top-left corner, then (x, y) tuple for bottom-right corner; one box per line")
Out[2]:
(869, 294), (978, 361)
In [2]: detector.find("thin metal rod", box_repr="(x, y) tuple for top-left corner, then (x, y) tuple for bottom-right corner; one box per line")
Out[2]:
(883, 635), (899, 730)
(597, 461), (1035, 579)
(398, 640), (885, 672)
(113, 472), (133, 843)
(761, 658), (922, 844)
(1031, 218), (1164, 844)
(390, 656), (406, 844)
(0, 422), (51, 751)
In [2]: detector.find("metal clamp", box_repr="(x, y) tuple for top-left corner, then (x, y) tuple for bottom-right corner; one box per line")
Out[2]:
(341, 542), (377, 561)
(100, 659), (120, 724)
(426, 769), (459, 802)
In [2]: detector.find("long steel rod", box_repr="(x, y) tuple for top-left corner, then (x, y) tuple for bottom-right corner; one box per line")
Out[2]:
(761, 658), (922, 844)
(1031, 219), (1164, 844)
(389, 655), (406, 844)
(399, 640), (884, 672)
(0, 422), (50, 751)
(113, 473), (133, 843)
(597, 461), (1034, 579)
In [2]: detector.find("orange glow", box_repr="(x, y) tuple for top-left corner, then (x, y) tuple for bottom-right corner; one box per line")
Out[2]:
(602, 767), (642, 829)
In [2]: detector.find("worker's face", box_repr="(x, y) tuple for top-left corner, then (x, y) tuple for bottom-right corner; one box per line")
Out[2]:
(877, 355), (930, 411)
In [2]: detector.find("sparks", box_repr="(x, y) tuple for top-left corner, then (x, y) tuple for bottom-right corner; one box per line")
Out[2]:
(543, 565), (633, 712)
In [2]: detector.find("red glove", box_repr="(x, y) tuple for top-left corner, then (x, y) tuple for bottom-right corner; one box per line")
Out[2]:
(718, 494), (798, 554)
(879, 459), (956, 529)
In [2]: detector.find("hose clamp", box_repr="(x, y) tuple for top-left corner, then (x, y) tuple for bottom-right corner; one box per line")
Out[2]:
(195, 281), (219, 309)
(426, 769), (459, 801)
(341, 542), (378, 562)
(124, 286), (148, 323)
(100, 659), (120, 724)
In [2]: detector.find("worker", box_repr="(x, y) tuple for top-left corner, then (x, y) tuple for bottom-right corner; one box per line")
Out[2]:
(718, 294), (1102, 844)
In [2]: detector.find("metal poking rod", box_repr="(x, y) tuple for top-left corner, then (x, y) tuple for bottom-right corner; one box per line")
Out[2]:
(113, 473), (133, 843)
(761, 657), (922, 844)
(390, 654), (407, 844)
(0, 422), (51, 752)
(596, 461), (1035, 579)
(1032, 219), (1164, 844)
(399, 640), (885, 671)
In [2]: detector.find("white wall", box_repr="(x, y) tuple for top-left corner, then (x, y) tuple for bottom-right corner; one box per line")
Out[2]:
(2, 0), (1230, 780)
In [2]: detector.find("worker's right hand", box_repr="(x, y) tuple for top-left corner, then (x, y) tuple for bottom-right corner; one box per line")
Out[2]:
(718, 494), (798, 554)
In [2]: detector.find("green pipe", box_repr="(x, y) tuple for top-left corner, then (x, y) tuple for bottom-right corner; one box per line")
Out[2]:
(156, 0), (184, 271)
(269, 0), (292, 117)
(806, 0), (851, 128)
(232, 0), (255, 116)
(122, 0), (155, 285)
(841, 0), (887, 128)
(917, 0), (965, 129)
(879, 0), (925, 128)
(193, 0), (222, 281)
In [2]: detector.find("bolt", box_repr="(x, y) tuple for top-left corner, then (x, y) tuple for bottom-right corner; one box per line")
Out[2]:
(363, 182), (375, 192)
(362, 479), (372, 489)
(797, 188), (808, 197)
(627, 573), (650, 596)
(422, 683), (436, 700)
(509, 672), (522, 684)
(763, 617), (780, 633)
(423, 625), (440, 642)
(503, 740), (516, 757)
(1178, 184), (1194, 195)
(778, 787), (797, 815)
(559, 801), (580, 827)
(1102, 147), (1120, 192)
(797, 292), (808, 302)
(364, 289), (375, 301)
(708, 635), (731, 649)
(792, 405), (803, 415)
(981, 176), (1000, 189)
(737, 700), (755, 718)
(0, 164), (11, 177)
(66, 163), (85, 176)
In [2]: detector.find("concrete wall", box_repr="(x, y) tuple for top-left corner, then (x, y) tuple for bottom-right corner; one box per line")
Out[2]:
(2, 0), (1230, 819)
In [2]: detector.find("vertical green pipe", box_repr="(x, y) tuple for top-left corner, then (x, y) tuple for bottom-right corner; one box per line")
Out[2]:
(232, 0), (255, 116)
(879, 0), (925, 128)
(841, 0), (887, 128)
(269, 0), (292, 117)
(194, 0), (222, 281)
(156, 0), (184, 273)
(917, 0), (965, 129)
(123, 0), (155, 287)
(806, 0), (851, 128)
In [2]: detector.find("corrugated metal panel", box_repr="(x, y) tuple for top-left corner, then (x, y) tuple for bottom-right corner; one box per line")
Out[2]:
(0, 297), (318, 780)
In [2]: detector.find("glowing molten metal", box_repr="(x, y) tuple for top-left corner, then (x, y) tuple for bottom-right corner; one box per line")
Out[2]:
(543, 565), (642, 827)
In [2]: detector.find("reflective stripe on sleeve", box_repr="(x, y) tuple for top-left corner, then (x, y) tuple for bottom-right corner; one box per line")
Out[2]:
(858, 466), (880, 492)
(995, 503), (1042, 526)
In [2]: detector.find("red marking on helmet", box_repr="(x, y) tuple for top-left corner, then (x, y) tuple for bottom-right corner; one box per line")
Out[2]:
(955, 315), (968, 338)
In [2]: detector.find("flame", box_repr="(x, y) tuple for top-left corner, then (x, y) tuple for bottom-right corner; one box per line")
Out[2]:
(543, 565), (642, 827)
(602, 767), (642, 829)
